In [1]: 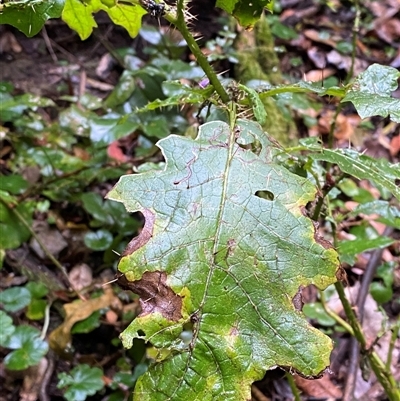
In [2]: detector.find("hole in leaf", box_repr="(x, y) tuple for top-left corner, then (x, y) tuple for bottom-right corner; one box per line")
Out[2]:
(137, 329), (146, 337)
(236, 140), (262, 156)
(255, 190), (275, 201)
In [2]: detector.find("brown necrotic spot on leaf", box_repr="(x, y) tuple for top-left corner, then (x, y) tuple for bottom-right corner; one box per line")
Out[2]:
(292, 286), (304, 312)
(336, 266), (348, 283)
(309, 219), (334, 250)
(117, 271), (182, 321)
(123, 209), (155, 256)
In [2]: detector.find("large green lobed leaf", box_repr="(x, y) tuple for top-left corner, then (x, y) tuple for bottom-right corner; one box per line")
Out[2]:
(107, 120), (339, 400)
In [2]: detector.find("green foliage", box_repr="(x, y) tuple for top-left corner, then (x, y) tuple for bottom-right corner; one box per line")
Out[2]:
(57, 364), (105, 401)
(0, 200), (34, 249)
(305, 147), (400, 201)
(370, 262), (395, 305)
(303, 302), (336, 327)
(107, 119), (339, 400)
(349, 201), (400, 229)
(1, 325), (48, 370)
(62, 0), (147, 40)
(84, 229), (114, 250)
(0, 286), (31, 312)
(0, 310), (15, 345)
(71, 310), (102, 334)
(342, 64), (400, 123)
(0, 0), (63, 36)
(216, 0), (273, 28)
(338, 236), (395, 257)
(25, 282), (49, 320)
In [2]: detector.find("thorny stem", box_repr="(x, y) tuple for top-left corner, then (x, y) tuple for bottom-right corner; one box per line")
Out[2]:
(327, 104), (341, 150)
(311, 173), (345, 221)
(162, 0), (230, 104)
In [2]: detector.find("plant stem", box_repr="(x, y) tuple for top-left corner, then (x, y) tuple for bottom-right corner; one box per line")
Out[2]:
(335, 281), (399, 400)
(347, 0), (360, 84)
(285, 372), (301, 401)
(386, 323), (399, 370)
(319, 290), (354, 335)
(163, 1), (230, 104)
(41, 302), (52, 340)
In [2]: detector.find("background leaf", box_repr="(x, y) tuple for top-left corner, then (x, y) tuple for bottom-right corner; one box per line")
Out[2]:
(62, 0), (146, 40)
(84, 229), (113, 250)
(342, 64), (400, 122)
(309, 149), (400, 201)
(0, 311), (16, 347)
(107, 119), (339, 400)
(57, 364), (104, 401)
(0, 286), (31, 313)
(338, 237), (395, 256)
(0, 0), (64, 37)
(3, 325), (48, 370)
(216, 0), (273, 28)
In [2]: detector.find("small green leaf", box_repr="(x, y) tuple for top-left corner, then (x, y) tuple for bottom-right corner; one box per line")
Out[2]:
(3, 325), (48, 370)
(370, 282), (392, 305)
(84, 229), (113, 250)
(57, 364), (105, 401)
(26, 299), (47, 320)
(62, 0), (146, 40)
(216, 0), (273, 28)
(342, 64), (400, 122)
(62, 0), (98, 40)
(71, 310), (101, 334)
(104, 71), (136, 108)
(81, 193), (114, 225)
(140, 115), (170, 139)
(0, 175), (28, 194)
(0, 311), (15, 347)
(26, 281), (49, 299)
(107, 3), (147, 38)
(338, 236), (395, 256)
(376, 262), (395, 288)
(0, 93), (55, 121)
(309, 149), (400, 201)
(0, 287), (31, 313)
(0, 0), (64, 37)
(303, 302), (336, 327)
(270, 19), (298, 40)
(238, 84), (267, 125)
(142, 83), (213, 111)
(350, 200), (400, 229)
(89, 116), (139, 144)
